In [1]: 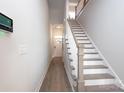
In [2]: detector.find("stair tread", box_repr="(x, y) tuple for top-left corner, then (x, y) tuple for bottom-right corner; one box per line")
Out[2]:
(73, 30), (84, 31)
(78, 52), (99, 55)
(67, 47), (70, 49)
(73, 32), (85, 33)
(72, 27), (83, 29)
(76, 38), (89, 41)
(78, 42), (92, 44)
(69, 59), (73, 62)
(84, 52), (99, 54)
(84, 65), (108, 69)
(85, 84), (124, 92)
(71, 74), (77, 81)
(70, 65), (75, 70)
(84, 74), (114, 80)
(83, 57), (103, 60)
(74, 33), (85, 35)
(71, 25), (81, 26)
(84, 47), (95, 49)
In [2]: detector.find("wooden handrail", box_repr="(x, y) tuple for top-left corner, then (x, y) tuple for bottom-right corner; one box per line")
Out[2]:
(75, 0), (89, 19)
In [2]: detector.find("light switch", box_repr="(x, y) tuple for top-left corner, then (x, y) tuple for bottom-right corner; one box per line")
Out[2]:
(19, 44), (28, 55)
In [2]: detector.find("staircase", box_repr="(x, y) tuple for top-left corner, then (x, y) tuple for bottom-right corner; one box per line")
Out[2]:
(63, 19), (124, 92)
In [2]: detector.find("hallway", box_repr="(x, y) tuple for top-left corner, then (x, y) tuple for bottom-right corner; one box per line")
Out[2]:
(40, 57), (72, 92)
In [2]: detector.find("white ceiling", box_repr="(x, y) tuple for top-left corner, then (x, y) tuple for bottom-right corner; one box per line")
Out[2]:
(48, 0), (66, 24)
(48, 0), (78, 24)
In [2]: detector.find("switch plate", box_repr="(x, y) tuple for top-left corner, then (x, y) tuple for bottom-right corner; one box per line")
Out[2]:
(19, 44), (28, 55)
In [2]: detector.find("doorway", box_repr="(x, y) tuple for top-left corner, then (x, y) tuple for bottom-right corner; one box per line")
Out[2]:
(50, 24), (63, 58)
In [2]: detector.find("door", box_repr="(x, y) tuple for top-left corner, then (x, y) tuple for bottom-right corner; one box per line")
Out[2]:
(52, 25), (63, 57)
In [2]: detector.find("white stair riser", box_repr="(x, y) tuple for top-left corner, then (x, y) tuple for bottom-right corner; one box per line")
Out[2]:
(84, 61), (104, 66)
(73, 32), (85, 34)
(84, 54), (101, 59)
(85, 79), (115, 86)
(76, 37), (88, 39)
(84, 69), (110, 74)
(78, 40), (91, 44)
(75, 34), (87, 37)
(72, 27), (83, 29)
(84, 49), (97, 53)
(84, 44), (93, 47)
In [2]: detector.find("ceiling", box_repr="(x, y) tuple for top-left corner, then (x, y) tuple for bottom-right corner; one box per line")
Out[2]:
(48, 0), (66, 24)
(48, 0), (78, 24)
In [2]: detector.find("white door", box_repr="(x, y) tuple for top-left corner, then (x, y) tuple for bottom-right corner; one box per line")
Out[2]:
(52, 25), (63, 57)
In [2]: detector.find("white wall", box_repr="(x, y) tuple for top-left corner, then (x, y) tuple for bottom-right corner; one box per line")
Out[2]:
(0, 0), (50, 91)
(78, 0), (124, 84)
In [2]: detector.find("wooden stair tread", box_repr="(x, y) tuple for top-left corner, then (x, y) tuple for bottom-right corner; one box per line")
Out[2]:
(76, 38), (89, 41)
(67, 52), (71, 55)
(66, 43), (69, 44)
(83, 47), (95, 49)
(71, 74), (77, 81)
(78, 42), (91, 44)
(71, 25), (81, 27)
(72, 27), (81, 28)
(69, 59), (73, 62)
(84, 74), (114, 80)
(84, 52), (99, 54)
(83, 58), (103, 61)
(70, 65), (75, 70)
(73, 33), (85, 35)
(73, 32), (85, 33)
(73, 30), (84, 31)
(85, 84), (124, 92)
(84, 65), (108, 69)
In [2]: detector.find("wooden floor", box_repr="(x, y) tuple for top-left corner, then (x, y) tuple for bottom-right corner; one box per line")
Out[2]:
(40, 57), (72, 92)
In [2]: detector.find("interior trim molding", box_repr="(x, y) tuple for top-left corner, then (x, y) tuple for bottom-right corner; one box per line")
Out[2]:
(34, 58), (52, 92)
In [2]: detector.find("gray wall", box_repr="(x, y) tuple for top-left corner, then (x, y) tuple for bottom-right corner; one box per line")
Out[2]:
(78, 0), (124, 84)
(0, 0), (50, 91)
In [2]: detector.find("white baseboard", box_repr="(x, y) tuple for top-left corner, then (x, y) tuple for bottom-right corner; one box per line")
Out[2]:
(34, 58), (52, 92)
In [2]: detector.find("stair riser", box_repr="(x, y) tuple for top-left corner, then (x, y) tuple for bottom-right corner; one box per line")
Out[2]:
(84, 69), (110, 74)
(84, 61), (104, 66)
(76, 37), (88, 39)
(83, 54), (101, 59)
(85, 79), (115, 86)
(75, 34), (87, 37)
(77, 41), (91, 44)
(84, 49), (97, 53)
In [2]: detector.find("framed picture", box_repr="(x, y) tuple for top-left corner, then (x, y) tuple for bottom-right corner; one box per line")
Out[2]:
(0, 13), (13, 32)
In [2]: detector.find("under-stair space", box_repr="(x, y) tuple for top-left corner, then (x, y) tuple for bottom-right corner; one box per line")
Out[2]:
(63, 19), (124, 92)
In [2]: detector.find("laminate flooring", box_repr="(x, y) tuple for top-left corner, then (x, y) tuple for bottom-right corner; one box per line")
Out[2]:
(40, 57), (72, 92)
